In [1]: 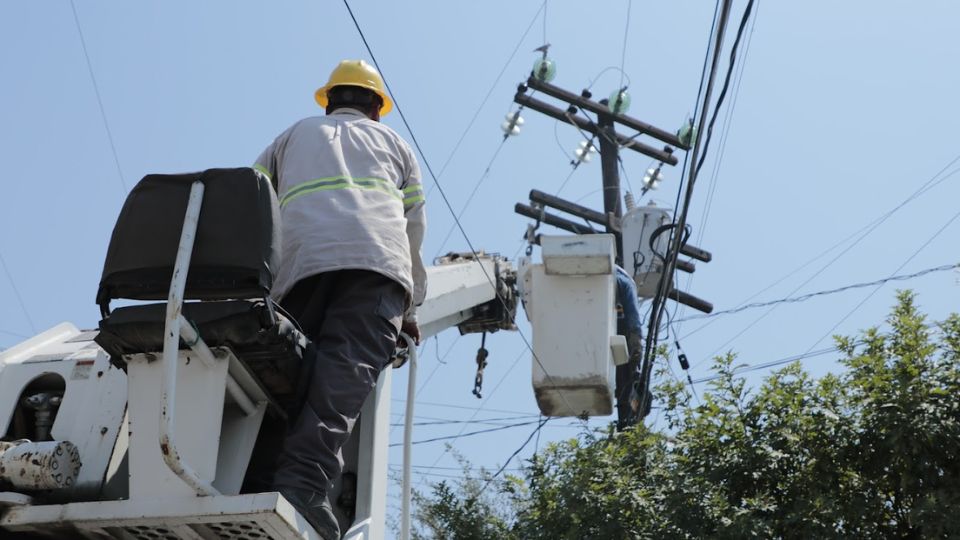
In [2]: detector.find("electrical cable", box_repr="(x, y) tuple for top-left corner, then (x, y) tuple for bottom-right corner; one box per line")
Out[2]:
(640, 0), (722, 373)
(389, 414), (541, 428)
(69, 0), (127, 193)
(423, 1), (547, 201)
(675, 1), (760, 331)
(802, 208), (960, 354)
(686, 161), (960, 367)
(477, 415), (551, 495)
(393, 399), (537, 417)
(0, 251), (36, 334)
(342, 0), (582, 424)
(618, 0), (633, 92)
(389, 419), (543, 447)
(432, 137), (511, 257)
(639, 0), (738, 423)
(694, 0), (755, 178)
(676, 262), (959, 322)
(690, 319), (944, 385)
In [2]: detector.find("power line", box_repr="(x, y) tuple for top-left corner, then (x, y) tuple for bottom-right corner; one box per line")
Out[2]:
(802, 207), (960, 353)
(388, 419), (544, 447)
(424, 1), (546, 201)
(340, 0), (579, 421)
(676, 262), (959, 322)
(432, 138), (510, 257)
(478, 415), (551, 495)
(618, 0), (633, 92)
(685, 160), (960, 367)
(391, 398), (535, 417)
(640, 0), (739, 419)
(675, 0), (760, 331)
(69, 0), (127, 193)
(0, 329), (28, 339)
(691, 319), (945, 385)
(693, 0), (755, 178)
(389, 414), (540, 427)
(0, 251), (36, 334)
(691, 344), (841, 384)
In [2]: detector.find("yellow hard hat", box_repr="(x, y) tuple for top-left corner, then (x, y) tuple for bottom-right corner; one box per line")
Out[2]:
(314, 59), (393, 116)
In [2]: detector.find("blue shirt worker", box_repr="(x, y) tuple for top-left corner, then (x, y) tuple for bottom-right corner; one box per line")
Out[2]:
(615, 265), (643, 429)
(253, 59), (427, 539)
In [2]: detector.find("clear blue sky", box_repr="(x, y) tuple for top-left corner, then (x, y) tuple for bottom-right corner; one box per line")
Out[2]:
(2, 0), (959, 523)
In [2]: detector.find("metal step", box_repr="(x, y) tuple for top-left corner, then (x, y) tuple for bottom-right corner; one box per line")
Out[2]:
(0, 493), (326, 540)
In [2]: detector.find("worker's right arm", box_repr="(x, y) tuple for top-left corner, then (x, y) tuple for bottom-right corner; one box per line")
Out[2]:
(254, 131), (289, 194)
(400, 144), (427, 330)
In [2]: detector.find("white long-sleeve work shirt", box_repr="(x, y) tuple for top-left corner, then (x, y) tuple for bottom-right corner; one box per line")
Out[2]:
(255, 108), (427, 320)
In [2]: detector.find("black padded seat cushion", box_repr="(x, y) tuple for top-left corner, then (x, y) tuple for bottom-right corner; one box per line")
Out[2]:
(96, 168), (280, 309)
(95, 300), (309, 413)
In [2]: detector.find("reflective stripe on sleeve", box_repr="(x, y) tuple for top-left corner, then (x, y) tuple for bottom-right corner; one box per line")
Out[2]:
(253, 164), (272, 180)
(402, 184), (425, 208)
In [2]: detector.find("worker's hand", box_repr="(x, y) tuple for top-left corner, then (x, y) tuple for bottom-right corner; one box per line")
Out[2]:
(399, 319), (421, 346)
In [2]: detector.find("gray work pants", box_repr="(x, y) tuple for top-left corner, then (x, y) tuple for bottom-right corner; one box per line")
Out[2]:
(272, 269), (405, 493)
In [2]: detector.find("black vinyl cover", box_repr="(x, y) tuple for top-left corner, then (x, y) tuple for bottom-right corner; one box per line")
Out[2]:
(95, 300), (309, 413)
(97, 168), (280, 306)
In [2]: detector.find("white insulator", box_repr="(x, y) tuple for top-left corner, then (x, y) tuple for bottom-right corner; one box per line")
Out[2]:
(642, 167), (663, 191)
(500, 121), (521, 136)
(624, 191), (636, 212)
(0, 440), (82, 490)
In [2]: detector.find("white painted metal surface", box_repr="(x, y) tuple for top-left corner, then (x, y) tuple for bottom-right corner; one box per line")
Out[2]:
(160, 180), (219, 497)
(128, 352), (225, 499)
(0, 493), (324, 539)
(529, 234), (618, 417)
(541, 234), (616, 276)
(0, 249), (518, 539)
(620, 201), (671, 297)
(0, 493), (32, 508)
(0, 325), (127, 500)
(399, 333), (418, 540)
(0, 440), (81, 490)
(417, 256), (499, 339)
(343, 366), (392, 540)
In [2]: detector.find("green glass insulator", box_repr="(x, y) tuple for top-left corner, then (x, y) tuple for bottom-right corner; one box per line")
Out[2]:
(532, 58), (557, 82)
(608, 89), (631, 114)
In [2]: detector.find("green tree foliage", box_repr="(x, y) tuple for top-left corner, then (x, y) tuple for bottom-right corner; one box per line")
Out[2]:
(411, 292), (960, 538)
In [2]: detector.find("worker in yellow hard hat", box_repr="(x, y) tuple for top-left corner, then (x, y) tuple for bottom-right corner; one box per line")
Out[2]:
(314, 59), (393, 118)
(249, 59), (425, 539)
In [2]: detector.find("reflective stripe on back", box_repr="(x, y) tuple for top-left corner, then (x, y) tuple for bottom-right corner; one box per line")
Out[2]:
(280, 176), (402, 207)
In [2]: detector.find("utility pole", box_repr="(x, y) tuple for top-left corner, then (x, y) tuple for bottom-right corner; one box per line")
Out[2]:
(596, 103), (622, 239)
(513, 74), (700, 429)
(513, 75), (685, 263)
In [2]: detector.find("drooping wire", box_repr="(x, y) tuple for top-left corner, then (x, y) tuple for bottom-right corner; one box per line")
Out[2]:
(431, 138), (512, 257)
(69, 0), (127, 194)
(694, 0), (756, 178)
(687, 160), (960, 368)
(618, 0), (633, 92)
(640, 0), (740, 421)
(0, 251), (36, 334)
(341, 0), (580, 423)
(802, 208), (960, 354)
(477, 415), (551, 495)
(690, 319), (945, 385)
(423, 1), (547, 200)
(389, 414), (541, 427)
(340, 4), (592, 493)
(676, 262), (959, 323)
(674, 1), (760, 332)
(389, 418), (545, 448)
